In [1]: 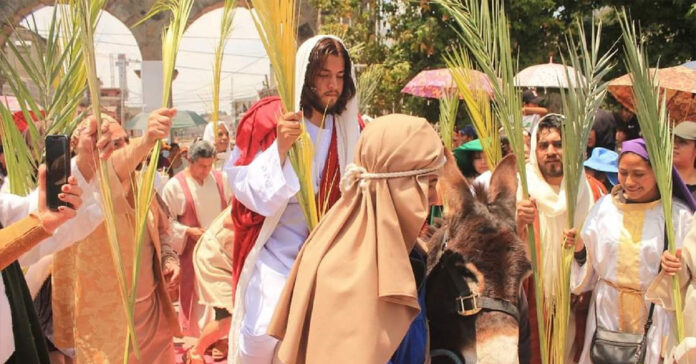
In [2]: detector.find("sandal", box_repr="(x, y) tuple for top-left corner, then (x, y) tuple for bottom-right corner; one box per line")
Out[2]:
(183, 348), (206, 364)
(211, 339), (228, 361)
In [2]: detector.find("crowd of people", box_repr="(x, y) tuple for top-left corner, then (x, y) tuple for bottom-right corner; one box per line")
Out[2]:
(2, 32), (696, 364)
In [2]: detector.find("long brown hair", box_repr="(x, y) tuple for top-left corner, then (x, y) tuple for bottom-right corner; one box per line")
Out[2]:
(300, 37), (356, 119)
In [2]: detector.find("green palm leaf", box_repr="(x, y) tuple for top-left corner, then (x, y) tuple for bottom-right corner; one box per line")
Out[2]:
(445, 49), (501, 169)
(434, 1), (546, 361)
(555, 17), (615, 364)
(618, 9), (685, 342)
(71, 0), (140, 359)
(130, 1), (194, 361)
(210, 0), (236, 140)
(438, 93), (459, 150)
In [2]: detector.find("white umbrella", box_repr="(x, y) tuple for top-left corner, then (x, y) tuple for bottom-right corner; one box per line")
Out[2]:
(514, 61), (586, 89)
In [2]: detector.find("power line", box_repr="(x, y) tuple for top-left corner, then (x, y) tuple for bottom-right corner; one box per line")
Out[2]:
(92, 39), (268, 59)
(175, 64), (267, 76)
(32, 28), (262, 41)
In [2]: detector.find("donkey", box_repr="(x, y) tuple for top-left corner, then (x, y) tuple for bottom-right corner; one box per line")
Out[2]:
(425, 152), (532, 364)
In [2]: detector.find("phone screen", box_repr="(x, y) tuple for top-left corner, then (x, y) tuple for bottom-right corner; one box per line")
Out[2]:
(45, 135), (71, 210)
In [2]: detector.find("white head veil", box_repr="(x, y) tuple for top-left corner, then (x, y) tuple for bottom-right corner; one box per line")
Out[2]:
(294, 35), (360, 171)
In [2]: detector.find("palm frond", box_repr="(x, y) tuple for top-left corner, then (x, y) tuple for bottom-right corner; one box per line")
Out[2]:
(435, 1), (546, 362)
(1, 5), (87, 137)
(0, 4), (87, 184)
(130, 0), (194, 358)
(357, 64), (384, 113)
(71, 0), (140, 359)
(445, 49), (501, 168)
(0, 102), (36, 196)
(248, 0), (320, 230)
(618, 9), (684, 342)
(552, 17), (615, 364)
(438, 93), (459, 151)
(210, 0), (237, 140)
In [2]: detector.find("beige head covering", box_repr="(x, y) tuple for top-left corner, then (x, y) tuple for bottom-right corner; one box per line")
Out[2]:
(267, 114), (445, 364)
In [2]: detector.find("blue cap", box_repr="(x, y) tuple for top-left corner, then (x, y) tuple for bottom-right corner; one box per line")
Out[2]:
(458, 125), (477, 138)
(584, 147), (619, 185)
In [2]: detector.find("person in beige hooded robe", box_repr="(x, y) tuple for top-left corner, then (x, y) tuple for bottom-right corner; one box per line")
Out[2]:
(268, 114), (445, 364)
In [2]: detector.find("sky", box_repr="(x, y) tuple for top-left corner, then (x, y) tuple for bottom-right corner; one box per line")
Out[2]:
(22, 6), (270, 115)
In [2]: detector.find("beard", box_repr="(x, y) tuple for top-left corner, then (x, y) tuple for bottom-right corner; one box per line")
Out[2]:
(303, 87), (341, 115)
(540, 160), (563, 178)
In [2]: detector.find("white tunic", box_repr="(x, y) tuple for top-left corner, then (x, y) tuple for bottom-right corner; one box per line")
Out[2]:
(161, 170), (231, 254)
(227, 117), (334, 274)
(572, 192), (693, 364)
(0, 160), (103, 363)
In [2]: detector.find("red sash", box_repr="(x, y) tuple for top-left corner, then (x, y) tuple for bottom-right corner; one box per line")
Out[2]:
(174, 169), (227, 336)
(230, 97), (343, 301)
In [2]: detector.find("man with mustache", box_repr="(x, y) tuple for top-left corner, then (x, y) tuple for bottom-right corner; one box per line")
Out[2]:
(515, 114), (595, 364)
(222, 35), (361, 364)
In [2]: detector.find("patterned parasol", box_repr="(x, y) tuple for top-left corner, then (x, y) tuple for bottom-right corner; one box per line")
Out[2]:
(514, 61), (586, 89)
(401, 68), (494, 99)
(608, 65), (696, 122)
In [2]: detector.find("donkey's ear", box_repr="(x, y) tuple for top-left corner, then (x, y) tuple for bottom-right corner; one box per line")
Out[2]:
(439, 149), (474, 218)
(488, 154), (518, 208)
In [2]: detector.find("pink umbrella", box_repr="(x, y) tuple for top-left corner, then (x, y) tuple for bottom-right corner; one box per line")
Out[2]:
(401, 68), (495, 99)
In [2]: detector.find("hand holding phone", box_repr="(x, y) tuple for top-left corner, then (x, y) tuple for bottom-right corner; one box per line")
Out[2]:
(45, 135), (71, 211)
(35, 165), (82, 233)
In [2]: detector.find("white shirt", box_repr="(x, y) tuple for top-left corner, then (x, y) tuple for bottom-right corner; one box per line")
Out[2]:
(0, 159), (103, 363)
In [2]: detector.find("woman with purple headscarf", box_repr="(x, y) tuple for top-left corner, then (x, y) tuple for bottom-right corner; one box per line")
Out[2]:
(564, 138), (696, 364)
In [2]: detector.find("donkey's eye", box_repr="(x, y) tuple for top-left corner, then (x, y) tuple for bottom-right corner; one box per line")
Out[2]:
(477, 226), (496, 234)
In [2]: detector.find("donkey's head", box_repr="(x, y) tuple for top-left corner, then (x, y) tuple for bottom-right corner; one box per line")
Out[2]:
(426, 152), (531, 364)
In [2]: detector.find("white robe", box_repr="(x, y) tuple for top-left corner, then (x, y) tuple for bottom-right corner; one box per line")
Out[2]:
(227, 117), (333, 363)
(0, 159), (103, 363)
(572, 192), (693, 364)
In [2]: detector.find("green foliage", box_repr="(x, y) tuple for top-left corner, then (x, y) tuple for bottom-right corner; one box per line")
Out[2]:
(0, 4), (88, 195)
(314, 0), (696, 120)
(556, 1), (696, 79)
(314, 1), (460, 120)
(556, 17), (614, 364)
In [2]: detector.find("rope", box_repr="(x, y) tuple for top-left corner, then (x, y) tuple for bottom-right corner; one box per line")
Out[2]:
(339, 156), (446, 193)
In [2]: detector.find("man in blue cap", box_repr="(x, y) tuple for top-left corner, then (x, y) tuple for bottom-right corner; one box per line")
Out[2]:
(583, 147), (619, 199)
(452, 125), (477, 148)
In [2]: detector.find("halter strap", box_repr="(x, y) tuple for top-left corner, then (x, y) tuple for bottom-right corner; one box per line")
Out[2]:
(441, 252), (521, 323)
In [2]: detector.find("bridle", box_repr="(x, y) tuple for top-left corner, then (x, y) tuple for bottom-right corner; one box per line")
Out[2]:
(437, 250), (520, 322)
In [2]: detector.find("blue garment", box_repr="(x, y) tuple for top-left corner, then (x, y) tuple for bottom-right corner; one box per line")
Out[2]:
(389, 252), (428, 364)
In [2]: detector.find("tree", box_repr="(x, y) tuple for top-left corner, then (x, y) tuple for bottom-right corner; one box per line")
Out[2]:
(313, 0), (696, 119)
(556, 1), (696, 79)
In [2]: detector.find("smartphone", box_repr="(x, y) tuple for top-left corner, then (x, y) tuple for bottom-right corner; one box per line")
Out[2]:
(45, 135), (71, 211)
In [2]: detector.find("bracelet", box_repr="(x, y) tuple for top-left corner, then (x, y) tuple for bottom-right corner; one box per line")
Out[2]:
(574, 247), (587, 266)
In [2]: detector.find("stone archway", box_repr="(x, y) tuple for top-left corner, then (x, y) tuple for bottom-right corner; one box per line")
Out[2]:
(1, 0), (319, 111)
(1, 0), (318, 61)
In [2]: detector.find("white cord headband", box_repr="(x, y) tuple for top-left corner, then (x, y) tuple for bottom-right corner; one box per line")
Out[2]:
(340, 156), (446, 193)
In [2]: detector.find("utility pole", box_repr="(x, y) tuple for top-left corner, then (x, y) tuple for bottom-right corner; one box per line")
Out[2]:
(109, 54), (115, 87)
(115, 54), (129, 123)
(230, 74), (235, 122)
(116, 54), (129, 100)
